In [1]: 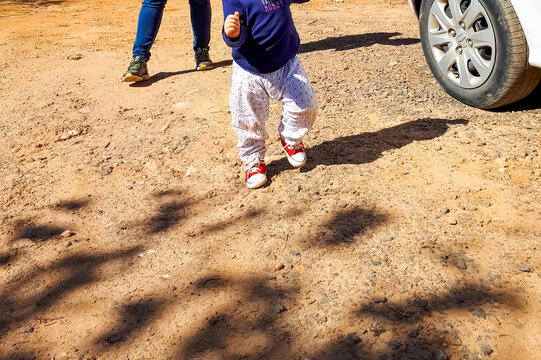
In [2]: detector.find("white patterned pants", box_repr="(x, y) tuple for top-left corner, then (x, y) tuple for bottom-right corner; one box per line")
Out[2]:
(229, 56), (318, 164)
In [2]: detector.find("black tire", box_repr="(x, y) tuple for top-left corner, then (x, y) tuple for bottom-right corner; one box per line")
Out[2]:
(419, 0), (541, 109)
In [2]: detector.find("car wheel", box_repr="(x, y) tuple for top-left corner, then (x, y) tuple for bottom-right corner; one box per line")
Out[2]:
(419, 0), (541, 109)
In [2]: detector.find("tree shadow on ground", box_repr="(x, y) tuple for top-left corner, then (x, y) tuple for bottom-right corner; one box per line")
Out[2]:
(268, 118), (468, 178)
(10, 218), (67, 242)
(8, 197), (92, 243)
(299, 32), (420, 54)
(198, 208), (264, 235)
(135, 190), (194, 235)
(171, 275), (519, 360)
(98, 299), (164, 346)
(147, 201), (189, 234)
(2, 352), (36, 360)
(0, 253), (15, 267)
(176, 275), (299, 359)
(336, 287), (520, 360)
(137, 188), (261, 237)
(129, 60), (233, 88)
(53, 197), (91, 211)
(0, 247), (142, 338)
(310, 206), (388, 247)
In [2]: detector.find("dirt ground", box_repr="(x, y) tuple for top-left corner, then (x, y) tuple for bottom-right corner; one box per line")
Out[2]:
(1, 0), (540, 359)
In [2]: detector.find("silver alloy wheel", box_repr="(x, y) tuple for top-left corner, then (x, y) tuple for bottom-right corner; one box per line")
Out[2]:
(427, 0), (496, 88)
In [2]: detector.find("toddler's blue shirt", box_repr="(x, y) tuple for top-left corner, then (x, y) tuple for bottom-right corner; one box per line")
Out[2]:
(222, 0), (309, 74)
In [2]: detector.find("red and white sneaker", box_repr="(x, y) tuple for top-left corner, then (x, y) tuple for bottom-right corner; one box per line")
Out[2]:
(244, 159), (267, 189)
(281, 137), (306, 168)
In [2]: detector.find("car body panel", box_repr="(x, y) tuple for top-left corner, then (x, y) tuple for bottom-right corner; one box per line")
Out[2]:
(407, 0), (420, 19)
(509, 0), (541, 68)
(407, 0), (541, 68)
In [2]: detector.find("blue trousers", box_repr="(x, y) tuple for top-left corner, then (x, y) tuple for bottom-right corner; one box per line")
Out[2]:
(132, 0), (211, 61)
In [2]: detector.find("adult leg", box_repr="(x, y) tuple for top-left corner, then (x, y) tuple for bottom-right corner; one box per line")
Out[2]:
(229, 63), (270, 165)
(276, 57), (318, 145)
(188, 0), (211, 51)
(132, 0), (168, 60)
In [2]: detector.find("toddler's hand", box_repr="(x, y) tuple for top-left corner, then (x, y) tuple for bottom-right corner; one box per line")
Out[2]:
(224, 11), (240, 39)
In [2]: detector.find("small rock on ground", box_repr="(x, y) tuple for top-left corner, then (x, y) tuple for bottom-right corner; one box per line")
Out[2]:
(481, 345), (493, 356)
(344, 332), (361, 346)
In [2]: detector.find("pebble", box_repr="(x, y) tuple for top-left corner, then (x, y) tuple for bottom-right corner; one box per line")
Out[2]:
(517, 262), (532, 272)
(456, 258), (467, 270)
(274, 262), (285, 271)
(319, 294), (329, 304)
(471, 307), (486, 319)
(59, 129), (80, 141)
(10, 238), (34, 250)
(67, 54), (83, 60)
(370, 323), (387, 337)
(436, 207), (450, 218)
(208, 316), (219, 326)
(273, 303), (286, 313)
(434, 349), (450, 360)
(60, 230), (74, 238)
(17, 325), (34, 333)
(98, 164), (113, 176)
(408, 326), (422, 338)
(388, 339), (401, 349)
(344, 332), (361, 346)
(160, 124), (170, 133)
(374, 296), (387, 303)
(481, 345), (493, 356)
(106, 334), (124, 344)
(290, 250), (300, 256)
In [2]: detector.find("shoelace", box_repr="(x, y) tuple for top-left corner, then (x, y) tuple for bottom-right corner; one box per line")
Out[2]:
(245, 159), (264, 173)
(285, 142), (304, 154)
(129, 58), (143, 71)
(195, 48), (210, 62)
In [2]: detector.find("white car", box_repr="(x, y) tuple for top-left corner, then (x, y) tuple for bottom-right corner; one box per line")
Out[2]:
(408, 0), (541, 109)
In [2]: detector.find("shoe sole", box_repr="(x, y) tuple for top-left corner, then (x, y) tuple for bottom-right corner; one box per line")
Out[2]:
(122, 74), (150, 82)
(287, 157), (306, 168)
(246, 175), (267, 189)
(196, 63), (214, 71)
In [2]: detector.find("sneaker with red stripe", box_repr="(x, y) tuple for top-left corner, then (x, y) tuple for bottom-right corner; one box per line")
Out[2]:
(281, 137), (306, 168)
(244, 159), (267, 189)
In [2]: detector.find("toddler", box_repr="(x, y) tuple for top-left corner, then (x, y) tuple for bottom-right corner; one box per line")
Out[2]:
(223, 0), (318, 188)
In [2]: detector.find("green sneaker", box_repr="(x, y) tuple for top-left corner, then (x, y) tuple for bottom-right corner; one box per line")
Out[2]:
(195, 47), (213, 71)
(122, 56), (150, 82)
